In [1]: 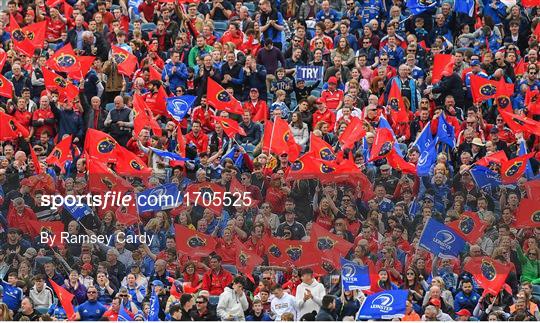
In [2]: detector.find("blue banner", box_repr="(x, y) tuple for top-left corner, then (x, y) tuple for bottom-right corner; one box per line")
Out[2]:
(454, 0), (474, 17)
(437, 114), (455, 148)
(357, 290), (408, 320)
(295, 66), (324, 81)
(148, 290), (160, 321)
(340, 258), (370, 291)
(470, 165), (502, 193)
(150, 147), (190, 161)
(118, 305), (133, 321)
(419, 217), (465, 258)
(414, 122), (437, 176)
(63, 202), (92, 221)
(519, 140), (534, 179)
(166, 95), (196, 122)
(136, 183), (182, 213)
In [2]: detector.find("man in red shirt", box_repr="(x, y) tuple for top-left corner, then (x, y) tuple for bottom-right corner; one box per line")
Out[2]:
(38, 7), (67, 43)
(243, 88), (268, 122)
(321, 76), (344, 110)
(185, 120), (209, 154)
(200, 255), (233, 296)
(312, 98), (336, 132)
(137, 0), (157, 23)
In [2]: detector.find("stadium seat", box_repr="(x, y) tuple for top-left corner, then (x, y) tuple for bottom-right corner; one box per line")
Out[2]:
(223, 264), (239, 275)
(244, 2), (255, 13)
(213, 21), (229, 32)
(209, 296), (220, 305)
(141, 23), (156, 32)
(310, 89), (321, 97)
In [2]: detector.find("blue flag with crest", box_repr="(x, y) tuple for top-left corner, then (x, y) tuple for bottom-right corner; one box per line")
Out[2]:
(406, 0), (437, 15)
(148, 290), (160, 321)
(519, 140), (534, 179)
(150, 147), (190, 161)
(340, 257), (370, 291)
(357, 290), (408, 320)
(437, 114), (455, 148)
(419, 217), (466, 258)
(454, 0), (474, 17)
(470, 165), (502, 193)
(413, 122), (437, 176)
(136, 183), (182, 213)
(63, 202), (92, 221)
(166, 95), (196, 121)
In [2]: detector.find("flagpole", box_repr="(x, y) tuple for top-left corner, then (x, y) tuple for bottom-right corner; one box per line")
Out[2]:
(267, 119), (276, 155)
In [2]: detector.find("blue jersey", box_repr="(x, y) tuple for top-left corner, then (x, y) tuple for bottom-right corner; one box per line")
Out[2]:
(1, 281), (23, 312)
(48, 304), (67, 320)
(77, 300), (107, 321)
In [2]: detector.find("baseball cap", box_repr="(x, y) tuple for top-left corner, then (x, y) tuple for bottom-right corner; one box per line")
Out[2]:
(429, 298), (441, 307)
(470, 59), (480, 66)
(315, 98), (325, 105)
(328, 76), (338, 84)
(23, 248), (37, 258)
(152, 280), (164, 287)
(250, 88), (259, 93)
(456, 309), (471, 316)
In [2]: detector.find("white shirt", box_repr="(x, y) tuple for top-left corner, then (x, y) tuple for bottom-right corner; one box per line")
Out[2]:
(271, 292), (297, 321)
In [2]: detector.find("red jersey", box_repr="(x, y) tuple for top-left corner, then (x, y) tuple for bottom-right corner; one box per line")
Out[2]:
(201, 269), (233, 296)
(185, 131), (209, 154)
(321, 89), (344, 110)
(32, 108), (56, 139)
(13, 110), (32, 129)
(215, 238), (236, 265)
(7, 206), (37, 236)
(45, 17), (66, 41)
(264, 186), (286, 214)
(191, 106), (215, 133)
(312, 109), (336, 132)
(137, 1), (157, 22)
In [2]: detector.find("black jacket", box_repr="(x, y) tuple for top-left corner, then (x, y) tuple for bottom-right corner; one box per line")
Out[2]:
(432, 73), (465, 108)
(316, 308), (337, 321)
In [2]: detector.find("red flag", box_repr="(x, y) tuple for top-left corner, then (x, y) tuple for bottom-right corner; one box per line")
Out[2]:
(0, 111), (29, 140)
(499, 109), (540, 137)
(494, 79), (514, 110)
(133, 94), (163, 136)
(432, 54), (454, 83)
(145, 85), (168, 116)
(47, 43), (79, 73)
(251, 102), (268, 123)
(514, 198), (540, 228)
(236, 244), (263, 283)
(514, 60), (526, 78)
(115, 145), (151, 177)
(308, 134), (336, 162)
(84, 129), (120, 162)
(185, 181), (226, 215)
(174, 224), (217, 257)
(310, 223), (353, 256)
(46, 0), (63, 7)
(524, 180), (540, 201)
(288, 154), (331, 181)
(206, 78), (244, 115)
(8, 15), (35, 57)
(67, 56), (96, 81)
(418, 40), (429, 52)
(369, 128), (395, 161)
(339, 117), (366, 150)
(522, 0), (540, 6)
(230, 176), (257, 206)
(387, 80), (408, 122)
(115, 200), (139, 226)
(176, 130), (186, 157)
(525, 88), (540, 115)
(149, 66), (162, 81)
(464, 256), (510, 296)
(0, 74), (14, 98)
(387, 150), (417, 174)
(263, 238), (318, 267)
(500, 153), (535, 184)
(262, 118), (300, 160)
(86, 158), (133, 193)
(0, 51), (6, 70)
(213, 116), (247, 137)
(535, 21), (540, 41)
(23, 21), (47, 49)
(49, 279), (76, 320)
(470, 74), (498, 103)
(42, 67), (79, 101)
(29, 146), (43, 174)
(45, 136), (73, 169)
(28, 220), (65, 247)
(475, 150), (508, 167)
(447, 211), (486, 244)
(112, 45), (138, 76)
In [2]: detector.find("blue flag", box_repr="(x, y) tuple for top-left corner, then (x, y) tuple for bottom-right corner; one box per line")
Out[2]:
(407, 0), (437, 15)
(166, 95), (196, 121)
(118, 305), (133, 321)
(413, 122), (437, 176)
(221, 146), (237, 163)
(419, 217), (466, 258)
(470, 165), (502, 193)
(408, 197), (420, 221)
(519, 140), (534, 179)
(63, 202), (92, 221)
(454, 0), (474, 17)
(148, 290), (160, 321)
(150, 147), (190, 161)
(437, 114), (455, 148)
(340, 258), (370, 291)
(136, 183), (182, 213)
(234, 153), (244, 169)
(357, 290), (408, 320)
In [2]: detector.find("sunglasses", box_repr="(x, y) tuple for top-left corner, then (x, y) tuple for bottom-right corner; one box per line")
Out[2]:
(87, 291), (97, 294)
(196, 301), (206, 304)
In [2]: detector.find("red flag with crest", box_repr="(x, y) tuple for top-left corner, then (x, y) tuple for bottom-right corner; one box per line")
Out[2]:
(67, 56), (96, 81)
(42, 67), (79, 101)
(28, 220), (64, 247)
(470, 74), (498, 103)
(0, 74), (13, 99)
(0, 111), (29, 140)
(387, 80), (408, 122)
(310, 223), (353, 256)
(24, 21), (47, 49)
(84, 128), (120, 162)
(499, 109), (540, 137)
(111, 45), (138, 76)
(206, 77), (244, 115)
(475, 150), (508, 167)
(387, 150), (417, 174)
(464, 256), (510, 296)
(115, 145), (151, 177)
(86, 158), (133, 193)
(7, 15), (35, 57)
(500, 153), (535, 184)
(308, 134), (336, 162)
(236, 244), (263, 283)
(45, 136), (73, 169)
(514, 198), (540, 228)
(174, 224), (217, 257)
(47, 44), (79, 73)
(447, 211), (486, 244)
(369, 128), (395, 161)
(263, 238), (318, 267)
(212, 116), (246, 137)
(115, 200), (139, 226)
(262, 118), (301, 161)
